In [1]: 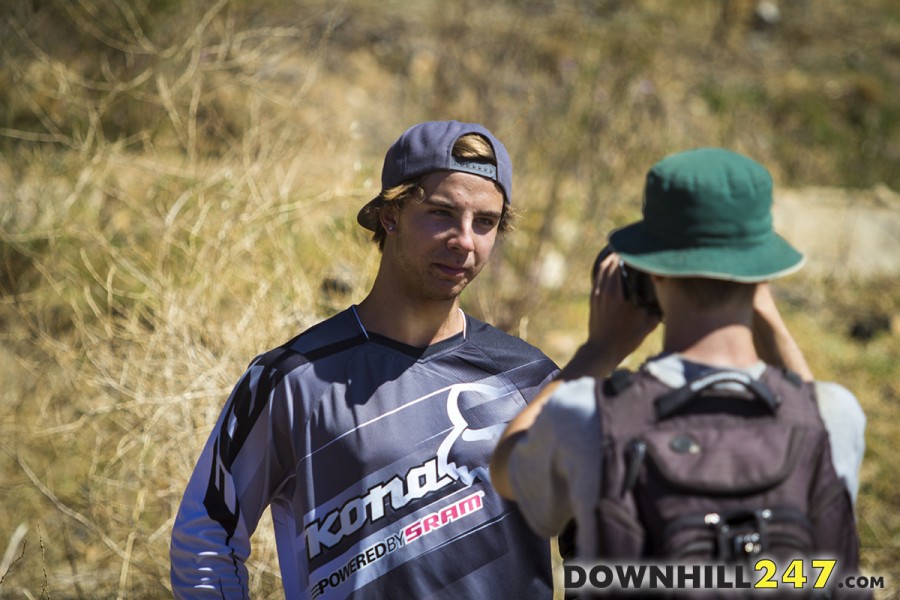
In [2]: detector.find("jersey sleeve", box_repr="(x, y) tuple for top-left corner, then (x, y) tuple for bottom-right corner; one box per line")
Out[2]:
(508, 377), (602, 548)
(170, 355), (301, 598)
(813, 381), (866, 506)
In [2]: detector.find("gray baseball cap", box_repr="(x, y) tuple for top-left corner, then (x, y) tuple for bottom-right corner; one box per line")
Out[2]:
(357, 120), (512, 231)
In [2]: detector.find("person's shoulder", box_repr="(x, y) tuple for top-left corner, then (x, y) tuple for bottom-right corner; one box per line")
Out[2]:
(549, 377), (599, 417)
(465, 313), (555, 366)
(813, 381), (866, 424)
(813, 380), (861, 404)
(285, 308), (367, 358)
(527, 377), (602, 457)
(251, 308), (367, 373)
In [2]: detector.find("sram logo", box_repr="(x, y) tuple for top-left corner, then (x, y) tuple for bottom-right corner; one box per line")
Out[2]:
(304, 382), (512, 560)
(403, 491), (485, 544)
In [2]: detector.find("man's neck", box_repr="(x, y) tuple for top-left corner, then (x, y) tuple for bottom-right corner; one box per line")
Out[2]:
(355, 288), (465, 348)
(662, 307), (760, 370)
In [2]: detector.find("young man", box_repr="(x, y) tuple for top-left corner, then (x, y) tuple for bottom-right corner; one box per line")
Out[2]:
(170, 121), (558, 598)
(492, 148), (866, 579)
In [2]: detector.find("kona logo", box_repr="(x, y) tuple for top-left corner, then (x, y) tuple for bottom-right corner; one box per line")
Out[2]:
(304, 382), (513, 560)
(305, 457), (453, 559)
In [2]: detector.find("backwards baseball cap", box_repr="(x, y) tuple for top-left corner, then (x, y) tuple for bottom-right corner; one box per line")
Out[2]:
(357, 120), (512, 231)
(608, 148), (805, 282)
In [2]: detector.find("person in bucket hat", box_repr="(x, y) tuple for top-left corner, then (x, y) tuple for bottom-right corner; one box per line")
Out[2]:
(171, 121), (559, 599)
(493, 148), (867, 588)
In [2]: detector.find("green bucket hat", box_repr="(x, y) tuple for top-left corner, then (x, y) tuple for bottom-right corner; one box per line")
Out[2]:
(608, 148), (805, 282)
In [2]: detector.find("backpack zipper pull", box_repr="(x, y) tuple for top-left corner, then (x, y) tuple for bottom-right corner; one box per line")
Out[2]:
(622, 439), (647, 494)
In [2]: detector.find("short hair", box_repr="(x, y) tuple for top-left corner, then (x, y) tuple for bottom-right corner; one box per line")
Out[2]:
(363, 133), (516, 250)
(668, 277), (757, 310)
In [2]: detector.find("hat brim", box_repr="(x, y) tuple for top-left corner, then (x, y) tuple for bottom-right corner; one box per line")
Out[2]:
(608, 222), (805, 282)
(357, 197), (380, 232)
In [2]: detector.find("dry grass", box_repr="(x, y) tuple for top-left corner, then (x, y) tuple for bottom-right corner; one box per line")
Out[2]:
(1, 0), (898, 597)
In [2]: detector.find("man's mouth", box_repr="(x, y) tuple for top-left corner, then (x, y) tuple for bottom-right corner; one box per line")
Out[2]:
(434, 264), (469, 278)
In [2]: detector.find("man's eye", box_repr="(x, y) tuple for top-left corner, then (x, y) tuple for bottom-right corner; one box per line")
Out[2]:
(431, 209), (451, 217)
(477, 218), (498, 228)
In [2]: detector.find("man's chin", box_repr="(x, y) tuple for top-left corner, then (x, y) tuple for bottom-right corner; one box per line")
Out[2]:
(425, 280), (469, 302)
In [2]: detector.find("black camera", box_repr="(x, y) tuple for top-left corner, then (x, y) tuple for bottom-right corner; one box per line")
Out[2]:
(592, 245), (662, 317)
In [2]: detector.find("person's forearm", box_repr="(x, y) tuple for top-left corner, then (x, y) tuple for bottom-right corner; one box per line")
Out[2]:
(753, 320), (813, 381)
(558, 340), (627, 381)
(752, 283), (814, 381)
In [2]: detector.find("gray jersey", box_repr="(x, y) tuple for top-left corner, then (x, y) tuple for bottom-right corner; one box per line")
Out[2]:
(171, 307), (558, 599)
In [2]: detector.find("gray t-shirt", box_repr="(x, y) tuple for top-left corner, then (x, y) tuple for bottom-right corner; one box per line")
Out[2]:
(507, 354), (866, 557)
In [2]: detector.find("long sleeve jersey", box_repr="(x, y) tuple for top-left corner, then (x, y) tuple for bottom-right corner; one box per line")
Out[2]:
(171, 307), (558, 599)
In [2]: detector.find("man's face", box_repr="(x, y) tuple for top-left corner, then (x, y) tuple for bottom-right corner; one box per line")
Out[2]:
(382, 170), (504, 303)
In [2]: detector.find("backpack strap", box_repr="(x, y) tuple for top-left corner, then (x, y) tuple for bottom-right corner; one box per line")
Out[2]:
(779, 367), (804, 388)
(602, 368), (634, 397)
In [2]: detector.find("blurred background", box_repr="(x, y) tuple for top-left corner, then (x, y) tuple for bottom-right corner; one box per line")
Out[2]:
(1, 0), (898, 597)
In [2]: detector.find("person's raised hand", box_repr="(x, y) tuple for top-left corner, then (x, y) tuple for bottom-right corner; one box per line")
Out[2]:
(560, 250), (660, 380)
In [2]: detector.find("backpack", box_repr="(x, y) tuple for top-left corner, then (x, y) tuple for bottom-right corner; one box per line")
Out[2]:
(592, 366), (861, 588)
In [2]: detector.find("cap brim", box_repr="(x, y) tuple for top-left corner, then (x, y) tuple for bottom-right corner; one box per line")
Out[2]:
(357, 197), (380, 231)
(608, 222), (805, 282)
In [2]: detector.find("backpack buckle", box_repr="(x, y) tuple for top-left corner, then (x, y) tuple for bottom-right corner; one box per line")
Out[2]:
(709, 509), (772, 561)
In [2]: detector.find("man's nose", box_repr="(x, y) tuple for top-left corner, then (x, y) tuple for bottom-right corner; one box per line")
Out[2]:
(448, 219), (476, 253)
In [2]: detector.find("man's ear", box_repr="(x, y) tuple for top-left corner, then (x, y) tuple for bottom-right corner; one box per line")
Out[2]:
(380, 203), (399, 233)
